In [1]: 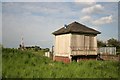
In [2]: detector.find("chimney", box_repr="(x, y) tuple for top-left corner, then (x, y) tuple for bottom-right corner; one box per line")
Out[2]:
(64, 24), (68, 29)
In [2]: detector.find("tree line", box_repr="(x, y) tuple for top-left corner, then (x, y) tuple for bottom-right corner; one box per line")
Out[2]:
(97, 38), (120, 53)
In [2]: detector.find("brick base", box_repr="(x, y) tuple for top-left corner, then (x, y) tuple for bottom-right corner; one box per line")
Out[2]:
(53, 55), (100, 63)
(54, 56), (70, 63)
(72, 55), (98, 62)
(100, 55), (119, 61)
(77, 57), (97, 62)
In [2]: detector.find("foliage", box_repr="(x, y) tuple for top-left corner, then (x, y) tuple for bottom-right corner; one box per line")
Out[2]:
(34, 46), (41, 51)
(0, 45), (2, 77)
(107, 38), (120, 54)
(24, 46), (49, 52)
(107, 38), (120, 55)
(97, 40), (106, 47)
(97, 38), (120, 48)
(2, 48), (119, 78)
(107, 38), (120, 48)
(43, 48), (50, 52)
(25, 46), (41, 51)
(97, 38), (120, 55)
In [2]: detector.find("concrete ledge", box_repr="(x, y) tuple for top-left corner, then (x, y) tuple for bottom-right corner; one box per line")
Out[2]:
(54, 54), (69, 57)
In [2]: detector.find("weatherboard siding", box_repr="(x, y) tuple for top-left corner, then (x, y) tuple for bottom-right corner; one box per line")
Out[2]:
(54, 34), (71, 57)
(71, 34), (84, 49)
(54, 34), (97, 56)
(70, 34), (97, 55)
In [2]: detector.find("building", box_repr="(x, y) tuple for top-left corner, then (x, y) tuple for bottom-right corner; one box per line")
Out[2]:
(45, 52), (53, 59)
(52, 21), (101, 63)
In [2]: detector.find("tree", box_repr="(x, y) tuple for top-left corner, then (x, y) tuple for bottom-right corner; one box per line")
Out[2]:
(107, 38), (120, 53)
(97, 40), (106, 47)
(34, 46), (41, 51)
(43, 48), (50, 52)
(107, 38), (120, 48)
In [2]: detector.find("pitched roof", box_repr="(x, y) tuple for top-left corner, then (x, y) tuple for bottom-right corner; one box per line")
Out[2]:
(52, 21), (101, 35)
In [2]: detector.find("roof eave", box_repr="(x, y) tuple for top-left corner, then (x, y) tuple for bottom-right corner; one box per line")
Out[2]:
(52, 31), (101, 36)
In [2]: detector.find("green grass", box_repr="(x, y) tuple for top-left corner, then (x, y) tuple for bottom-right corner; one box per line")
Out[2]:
(0, 46), (2, 78)
(2, 48), (119, 78)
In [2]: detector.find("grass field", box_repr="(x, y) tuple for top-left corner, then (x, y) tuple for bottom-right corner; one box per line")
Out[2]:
(2, 48), (120, 78)
(0, 47), (2, 78)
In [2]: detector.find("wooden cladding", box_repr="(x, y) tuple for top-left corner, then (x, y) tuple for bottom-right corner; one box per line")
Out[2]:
(71, 34), (97, 51)
(54, 34), (71, 55)
(54, 33), (97, 56)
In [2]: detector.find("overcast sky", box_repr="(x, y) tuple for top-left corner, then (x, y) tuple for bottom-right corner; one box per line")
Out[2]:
(1, 0), (119, 48)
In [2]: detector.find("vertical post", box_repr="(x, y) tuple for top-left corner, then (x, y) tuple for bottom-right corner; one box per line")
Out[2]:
(51, 46), (54, 59)
(115, 47), (116, 55)
(69, 55), (72, 62)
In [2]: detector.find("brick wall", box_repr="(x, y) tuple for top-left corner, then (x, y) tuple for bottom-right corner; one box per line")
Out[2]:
(76, 57), (96, 62)
(100, 55), (119, 61)
(54, 56), (70, 63)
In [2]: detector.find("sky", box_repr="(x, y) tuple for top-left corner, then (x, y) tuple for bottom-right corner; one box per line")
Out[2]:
(0, 2), (1, 45)
(1, 0), (119, 2)
(1, 0), (119, 48)
(119, 2), (120, 41)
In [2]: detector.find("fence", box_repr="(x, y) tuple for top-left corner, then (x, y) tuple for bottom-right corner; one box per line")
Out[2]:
(98, 47), (116, 55)
(70, 46), (116, 55)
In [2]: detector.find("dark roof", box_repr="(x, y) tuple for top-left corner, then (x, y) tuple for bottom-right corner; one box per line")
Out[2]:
(52, 21), (101, 35)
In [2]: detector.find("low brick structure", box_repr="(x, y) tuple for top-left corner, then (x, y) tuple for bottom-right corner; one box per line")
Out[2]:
(54, 56), (70, 63)
(72, 55), (98, 62)
(100, 55), (119, 61)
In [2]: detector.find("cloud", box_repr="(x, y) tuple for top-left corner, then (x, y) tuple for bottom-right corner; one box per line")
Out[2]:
(92, 15), (113, 25)
(2, 2), (118, 48)
(81, 4), (104, 14)
(74, 0), (96, 2)
(96, 0), (119, 2)
(2, 2), (81, 48)
(80, 15), (113, 26)
(2, 0), (66, 2)
(3, 2), (80, 19)
(74, 0), (119, 3)
(2, 0), (119, 2)
(74, 0), (96, 5)
(80, 15), (92, 22)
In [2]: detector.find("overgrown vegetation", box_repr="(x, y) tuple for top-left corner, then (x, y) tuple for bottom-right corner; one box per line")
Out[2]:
(0, 45), (2, 78)
(2, 48), (119, 78)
